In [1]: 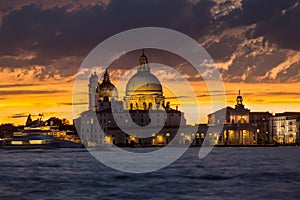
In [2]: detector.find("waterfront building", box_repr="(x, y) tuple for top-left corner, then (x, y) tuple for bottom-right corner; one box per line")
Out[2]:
(250, 112), (272, 144)
(207, 91), (257, 145)
(76, 51), (198, 147)
(269, 112), (300, 145)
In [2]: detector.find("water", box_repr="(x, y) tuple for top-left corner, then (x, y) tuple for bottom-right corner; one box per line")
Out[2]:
(0, 147), (300, 200)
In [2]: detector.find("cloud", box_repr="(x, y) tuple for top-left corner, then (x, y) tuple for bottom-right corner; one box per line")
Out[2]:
(9, 112), (63, 119)
(0, 83), (38, 88)
(165, 96), (190, 100)
(56, 102), (88, 106)
(0, 89), (68, 95)
(0, 0), (300, 84)
(250, 0), (300, 51)
(10, 113), (29, 118)
(263, 91), (300, 96)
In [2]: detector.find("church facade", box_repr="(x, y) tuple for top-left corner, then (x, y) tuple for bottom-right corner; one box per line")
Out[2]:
(76, 51), (198, 147)
(207, 91), (258, 145)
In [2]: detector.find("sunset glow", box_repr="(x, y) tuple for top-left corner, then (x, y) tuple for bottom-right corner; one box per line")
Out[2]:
(0, 0), (300, 125)
(1, 75), (299, 125)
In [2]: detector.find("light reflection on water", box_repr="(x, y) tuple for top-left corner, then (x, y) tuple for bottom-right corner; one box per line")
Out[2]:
(0, 147), (300, 200)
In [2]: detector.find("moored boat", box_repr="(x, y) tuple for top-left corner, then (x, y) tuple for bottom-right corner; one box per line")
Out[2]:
(0, 126), (83, 149)
(0, 135), (58, 149)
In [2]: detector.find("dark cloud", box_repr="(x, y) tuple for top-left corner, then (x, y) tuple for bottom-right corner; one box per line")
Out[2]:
(206, 36), (242, 62)
(0, 0), (299, 83)
(0, 83), (37, 88)
(276, 62), (300, 82)
(9, 112), (61, 119)
(57, 102), (88, 106)
(0, 0), (216, 78)
(251, 0), (300, 50)
(264, 91), (300, 96)
(0, 0), (214, 61)
(218, 0), (300, 50)
(10, 113), (29, 118)
(222, 50), (288, 82)
(0, 89), (68, 95)
(165, 96), (189, 100)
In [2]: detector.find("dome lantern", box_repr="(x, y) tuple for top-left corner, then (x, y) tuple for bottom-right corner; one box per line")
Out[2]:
(138, 49), (150, 72)
(235, 90), (245, 110)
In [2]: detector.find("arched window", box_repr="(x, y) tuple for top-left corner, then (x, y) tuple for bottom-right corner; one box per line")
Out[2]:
(239, 118), (246, 124)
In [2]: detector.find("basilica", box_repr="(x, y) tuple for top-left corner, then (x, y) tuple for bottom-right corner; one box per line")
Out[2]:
(76, 51), (198, 147)
(75, 51), (282, 147)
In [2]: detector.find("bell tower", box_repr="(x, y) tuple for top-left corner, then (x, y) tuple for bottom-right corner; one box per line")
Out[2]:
(235, 90), (245, 110)
(88, 72), (99, 111)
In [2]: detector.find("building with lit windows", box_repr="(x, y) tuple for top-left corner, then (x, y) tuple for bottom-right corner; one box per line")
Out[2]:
(269, 113), (300, 145)
(76, 51), (199, 147)
(250, 112), (273, 144)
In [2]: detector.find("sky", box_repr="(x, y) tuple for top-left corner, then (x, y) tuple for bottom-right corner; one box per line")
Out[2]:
(0, 0), (300, 125)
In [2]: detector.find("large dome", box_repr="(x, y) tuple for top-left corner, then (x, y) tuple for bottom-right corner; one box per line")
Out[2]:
(123, 50), (165, 110)
(126, 71), (162, 95)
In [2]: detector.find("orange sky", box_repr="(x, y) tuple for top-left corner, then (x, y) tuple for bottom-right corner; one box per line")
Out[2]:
(1, 71), (299, 126)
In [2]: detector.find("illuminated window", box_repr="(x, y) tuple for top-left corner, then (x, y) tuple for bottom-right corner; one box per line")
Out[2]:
(11, 141), (23, 145)
(201, 133), (205, 139)
(29, 140), (45, 145)
(239, 118), (246, 123)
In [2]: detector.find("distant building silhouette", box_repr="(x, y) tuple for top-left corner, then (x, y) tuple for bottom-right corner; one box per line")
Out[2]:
(25, 114), (33, 127)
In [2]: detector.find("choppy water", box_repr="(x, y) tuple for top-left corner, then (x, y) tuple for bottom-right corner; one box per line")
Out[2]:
(0, 147), (300, 200)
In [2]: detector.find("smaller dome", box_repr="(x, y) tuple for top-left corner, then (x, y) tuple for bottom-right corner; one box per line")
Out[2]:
(97, 69), (118, 100)
(97, 80), (116, 91)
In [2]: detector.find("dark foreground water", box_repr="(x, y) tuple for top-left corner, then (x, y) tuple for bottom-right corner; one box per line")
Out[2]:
(0, 147), (300, 200)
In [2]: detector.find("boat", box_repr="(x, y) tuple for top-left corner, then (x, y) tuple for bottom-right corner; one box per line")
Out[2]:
(0, 126), (83, 149)
(0, 135), (58, 149)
